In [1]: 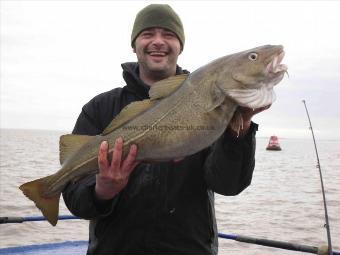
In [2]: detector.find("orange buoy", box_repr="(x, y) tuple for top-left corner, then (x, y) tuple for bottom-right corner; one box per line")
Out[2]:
(266, 135), (282, 151)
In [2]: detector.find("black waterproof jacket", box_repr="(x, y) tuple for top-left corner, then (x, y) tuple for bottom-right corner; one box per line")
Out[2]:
(62, 62), (258, 255)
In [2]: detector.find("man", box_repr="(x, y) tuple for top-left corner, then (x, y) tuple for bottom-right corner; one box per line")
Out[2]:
(63, 4), (267, 255)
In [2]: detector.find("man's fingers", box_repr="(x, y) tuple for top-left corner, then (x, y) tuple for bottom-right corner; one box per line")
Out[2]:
(121, 144), (139, 174)
(240, 104), (271, 120)
(111, 137), (124, 170)
(98, 141), (109, 174)
(255, 104), (271, 114)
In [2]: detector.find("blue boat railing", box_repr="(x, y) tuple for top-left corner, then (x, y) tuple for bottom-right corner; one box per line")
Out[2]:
(0, 215), (78, 224)
(0, 215), (339, 255)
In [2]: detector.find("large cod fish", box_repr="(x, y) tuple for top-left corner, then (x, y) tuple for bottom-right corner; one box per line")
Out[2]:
(20, 45), (287, 226)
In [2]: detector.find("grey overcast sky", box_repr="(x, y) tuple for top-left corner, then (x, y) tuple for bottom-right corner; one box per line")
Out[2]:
(1, 1), (340, 139)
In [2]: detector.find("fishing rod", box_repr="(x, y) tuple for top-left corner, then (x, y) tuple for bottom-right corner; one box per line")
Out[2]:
(219, 233), (337, 255)
(1, 215), (339, 254)
(302, 99), (333, 255)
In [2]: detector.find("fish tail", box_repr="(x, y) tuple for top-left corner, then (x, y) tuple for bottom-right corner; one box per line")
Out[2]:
(19, 175), (60, 226)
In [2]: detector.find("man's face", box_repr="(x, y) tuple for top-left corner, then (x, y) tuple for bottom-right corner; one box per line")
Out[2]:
(134, 27), (181, 81)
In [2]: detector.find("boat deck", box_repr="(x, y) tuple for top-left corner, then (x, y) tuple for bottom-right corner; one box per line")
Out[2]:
(0, 241), (87, 255)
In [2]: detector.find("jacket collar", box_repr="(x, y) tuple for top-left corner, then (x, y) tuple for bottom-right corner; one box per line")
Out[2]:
(121, 62), (189, 99)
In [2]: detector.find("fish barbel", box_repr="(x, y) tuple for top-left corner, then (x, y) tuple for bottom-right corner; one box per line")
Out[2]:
(19, 45), (288, 226)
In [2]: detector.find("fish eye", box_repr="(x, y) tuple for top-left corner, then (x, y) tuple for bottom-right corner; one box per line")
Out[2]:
(248, 52), (258, 61)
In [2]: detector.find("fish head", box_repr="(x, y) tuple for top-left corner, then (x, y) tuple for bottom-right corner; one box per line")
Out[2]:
(222, 45), (288, 109)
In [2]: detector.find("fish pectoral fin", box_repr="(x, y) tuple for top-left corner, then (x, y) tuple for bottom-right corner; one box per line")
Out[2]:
(203, 95), (225, 112)
(59, 134), (94, 164)
(149, 74), (188, 100)
(101, 99), (155, 135)
(19, 176), (60, 226)
(202, 83), (226, 112)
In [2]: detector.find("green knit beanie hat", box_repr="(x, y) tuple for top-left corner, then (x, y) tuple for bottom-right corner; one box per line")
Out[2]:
(131, 4), (185, 50)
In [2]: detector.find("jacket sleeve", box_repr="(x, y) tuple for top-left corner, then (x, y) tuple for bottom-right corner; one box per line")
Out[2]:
(204, 122), (258, 195)
(62, 102), (119, 219)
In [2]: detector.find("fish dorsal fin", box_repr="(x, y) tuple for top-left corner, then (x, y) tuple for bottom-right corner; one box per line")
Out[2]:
(149, 74), (188, 100)
(102, 74), (188, 136)
(101, 99), (155, 135)
(59, 134), (94, 164)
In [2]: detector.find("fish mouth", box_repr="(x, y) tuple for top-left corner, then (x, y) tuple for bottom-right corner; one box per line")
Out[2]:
(225, 45), (288, 110)
(266, 50), (288, 74)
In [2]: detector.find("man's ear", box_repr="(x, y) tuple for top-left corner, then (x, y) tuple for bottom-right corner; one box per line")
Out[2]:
(179, 44), (183, 55)
(132, 47), (136, 53)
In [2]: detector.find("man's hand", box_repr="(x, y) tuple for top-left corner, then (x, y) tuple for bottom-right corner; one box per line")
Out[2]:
(240, 104), (271, 128)
(95, 137), (140, 200)
(228, 105), (271, 137)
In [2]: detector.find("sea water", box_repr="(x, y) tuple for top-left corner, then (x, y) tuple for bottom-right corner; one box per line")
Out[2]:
(0, 129), (339, 254)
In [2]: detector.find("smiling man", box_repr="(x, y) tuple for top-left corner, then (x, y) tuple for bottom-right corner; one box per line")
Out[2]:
(63, 4), (264, 255)
(133, 27), (181, 84)
(131, 5), (184, 84)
